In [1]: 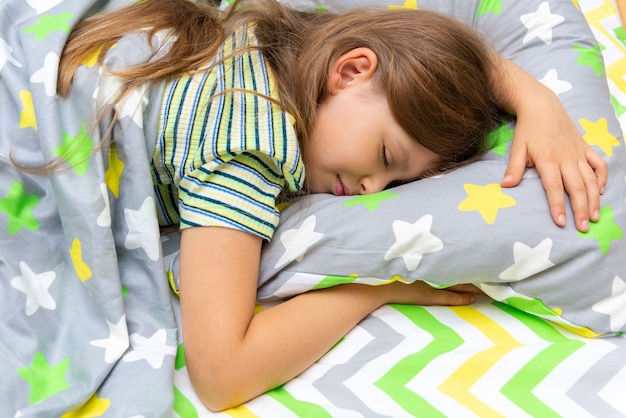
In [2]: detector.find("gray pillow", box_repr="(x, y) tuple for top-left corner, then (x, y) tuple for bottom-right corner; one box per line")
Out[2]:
(255, 0), (626, 337)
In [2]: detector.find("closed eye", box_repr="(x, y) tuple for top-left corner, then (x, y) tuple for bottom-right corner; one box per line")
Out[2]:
(381, 145), (390, 168)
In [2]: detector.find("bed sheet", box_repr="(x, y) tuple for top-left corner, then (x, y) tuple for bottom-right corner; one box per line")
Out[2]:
(0, 0), (625, 417)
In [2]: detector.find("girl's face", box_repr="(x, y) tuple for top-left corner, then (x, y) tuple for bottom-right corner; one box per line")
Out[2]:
(304, 78), (441, 196)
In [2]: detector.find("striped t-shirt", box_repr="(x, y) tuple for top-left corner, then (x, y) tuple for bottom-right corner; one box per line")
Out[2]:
(151, 25), (305, 240)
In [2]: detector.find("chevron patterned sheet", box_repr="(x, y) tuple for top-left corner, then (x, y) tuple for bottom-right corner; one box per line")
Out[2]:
(1, 0), (625, 417)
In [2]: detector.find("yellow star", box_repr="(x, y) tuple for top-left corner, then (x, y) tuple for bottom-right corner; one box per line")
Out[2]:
(70, 238), (92, 282)
(580, 117), (621, 156)
(61, 392), (110, 417)
(20, 90), (37, 130)
(105, 144), (124, 198)
(458, 183), (516, 224)
(388, 0), (417, 9)
(81, 45), (108, 68)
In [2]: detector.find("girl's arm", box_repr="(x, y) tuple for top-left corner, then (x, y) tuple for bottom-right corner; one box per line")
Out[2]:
(179, 226), (477, 411)
(489, 52), (608, 232)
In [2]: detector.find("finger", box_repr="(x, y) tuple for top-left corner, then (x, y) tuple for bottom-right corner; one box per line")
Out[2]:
(536, 163), (568, 228)
(419, 287), (476, 306)
(445, 284), (485, 294)
(578, 159), (601, 222)
(586, 147), (608, 194)
(560, 161), (591, 231)
(501, 139), (528, 188)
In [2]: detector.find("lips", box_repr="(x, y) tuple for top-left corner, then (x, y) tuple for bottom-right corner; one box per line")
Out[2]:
(334, 175), (349, 196)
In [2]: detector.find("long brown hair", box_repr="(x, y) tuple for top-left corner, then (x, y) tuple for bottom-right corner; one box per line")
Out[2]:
(59, 0), (502, 177)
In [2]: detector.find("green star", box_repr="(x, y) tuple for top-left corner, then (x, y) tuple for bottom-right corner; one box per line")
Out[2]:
(54, 123), (94, 176)
(344, 189), (399, 211)
(487, 122), (514, 156)
(315, 5), (327, 13)
(23, 13), (73, 41)
(574, 44), (605, 78)
(0, 181), (40, 235)
(611, 95), (626, 117)
(477, 0), (502, 16)
(578, 206), (623, 254)
(17, 352), (70, 404)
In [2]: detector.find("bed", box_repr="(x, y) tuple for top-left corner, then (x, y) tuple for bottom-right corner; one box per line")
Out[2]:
(1, 0), (625, 416)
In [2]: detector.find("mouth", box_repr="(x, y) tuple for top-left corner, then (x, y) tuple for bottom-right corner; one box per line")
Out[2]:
(334, 175), (350, 196)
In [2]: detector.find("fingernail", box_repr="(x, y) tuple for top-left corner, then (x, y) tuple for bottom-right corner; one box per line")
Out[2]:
(558, 214), (566, 226)
(581, 220), (589, 231)
(502, 175), (513, 183)
(600, 187), (605, 194)
(593, 210), (599, 221)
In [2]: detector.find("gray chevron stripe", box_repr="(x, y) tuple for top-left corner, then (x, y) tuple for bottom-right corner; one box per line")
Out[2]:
(567, 336), (626, 416)
(313, 314), (404, 418)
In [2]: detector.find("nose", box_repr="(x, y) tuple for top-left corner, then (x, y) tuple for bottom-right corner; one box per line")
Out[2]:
(359, 175), (392, 195)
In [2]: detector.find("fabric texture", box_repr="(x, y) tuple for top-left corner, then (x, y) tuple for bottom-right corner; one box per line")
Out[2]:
(153, 25), (305, 239)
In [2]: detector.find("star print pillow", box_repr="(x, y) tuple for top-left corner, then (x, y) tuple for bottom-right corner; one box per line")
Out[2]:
(256, 0), (626, 337)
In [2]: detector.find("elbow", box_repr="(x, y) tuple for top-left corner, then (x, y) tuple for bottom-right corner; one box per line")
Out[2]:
(197, 390), (240, 413)
(185, 352), (259, 412)
(186, 364), (238, 411)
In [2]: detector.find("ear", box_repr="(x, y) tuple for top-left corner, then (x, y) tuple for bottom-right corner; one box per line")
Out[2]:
(328, 47), (378, 94)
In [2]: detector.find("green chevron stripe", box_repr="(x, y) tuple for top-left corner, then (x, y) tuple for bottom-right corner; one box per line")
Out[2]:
(312, 274), (358, 290)
(495, 302), (585, 416)
(495, 302), (568, 342)
(267, 386), (332, 418)
(374, 305), (464, 417)
(501, 341), (584, 417)
(173, 386), (199, 418)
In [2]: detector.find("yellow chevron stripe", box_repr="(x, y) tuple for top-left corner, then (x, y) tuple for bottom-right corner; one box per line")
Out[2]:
(224, 404), (259, 418)
(584, 0), (626, 94)
(438, 306), (523, 417)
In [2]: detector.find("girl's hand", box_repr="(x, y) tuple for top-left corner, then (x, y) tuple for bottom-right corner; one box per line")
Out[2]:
(502, 91), (607, 232)
(380, 281), (481, 306)
(501, 88), (607, 232)
(490, 53), (608, 232)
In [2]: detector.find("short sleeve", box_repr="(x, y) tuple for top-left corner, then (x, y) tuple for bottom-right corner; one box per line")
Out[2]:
(179, 150), (288, 240)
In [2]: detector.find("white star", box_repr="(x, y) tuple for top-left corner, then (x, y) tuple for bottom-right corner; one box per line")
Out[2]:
(498, 238), (555, 282)
(539, 69), (572, 95)
(89, 315), (129, 363)
(0, 36), (22, 71)
(115, 84), (148, 128)
(384, 215), (443, 271)
(26, 0), (63, 14)
(520, 2), (564, 45)
(95, 68), (123, 111)
(592, 276), (626, 332)
(30, 52), (59, 97)
(97, 183), (111, 227)
(122, 329), (177, 369)
(124, 196), (160, 261)
(274, 215), (324, 269)
(10, 261), (56, 316)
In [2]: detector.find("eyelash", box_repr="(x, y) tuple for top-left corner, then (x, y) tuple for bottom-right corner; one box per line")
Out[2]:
(382, 145), (390, 168)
